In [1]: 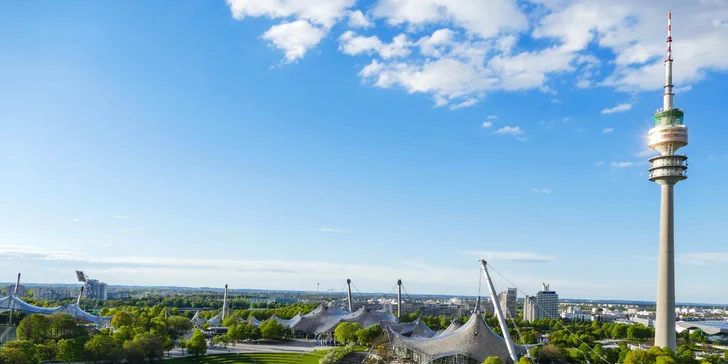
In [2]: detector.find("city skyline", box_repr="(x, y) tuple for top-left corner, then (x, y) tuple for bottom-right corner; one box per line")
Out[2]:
(1, 1), (728, 303)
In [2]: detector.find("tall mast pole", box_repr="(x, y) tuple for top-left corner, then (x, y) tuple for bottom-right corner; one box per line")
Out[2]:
(648, 12), (688, 351)
(346, 279), (353, 312)
(222, 284), (228, 323)
(480, 260), (518, 363)
(397, 279), (402, 321)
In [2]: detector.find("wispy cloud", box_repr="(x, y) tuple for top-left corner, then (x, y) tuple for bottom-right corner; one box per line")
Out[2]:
(594, 161), (604, 166)
(675, 85), (692, 93)
(516, 137), (527, 142)
(603, 128), (614, 134)
(464, 251), (555, 263)
(482, 121), (493, 128)
(450, 98), (478, 110)
(678, 253), (728, 266)
(601, 103), (632, 114)
(610, 161), (634, 169)
(114, 215), (129, 219)
(72, 218), (90, 223)
(486, 115), (498, 121)
(531, 188), (552, 194)
(318, 228), (342, 233)
(121, 227), (146, 233)
(494, 126), (524, 136)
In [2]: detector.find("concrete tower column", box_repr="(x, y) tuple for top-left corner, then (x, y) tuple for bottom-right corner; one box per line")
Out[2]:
(655, 183), (676, 350)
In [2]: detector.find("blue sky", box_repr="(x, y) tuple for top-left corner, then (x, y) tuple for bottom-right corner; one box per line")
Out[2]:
(1, 0), (727, 303)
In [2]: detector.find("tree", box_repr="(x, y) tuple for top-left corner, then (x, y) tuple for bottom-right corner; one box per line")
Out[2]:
(83, 333), (122, 363)
(518, 357), (532, 364)
(56, 339), (83, 363)
(483, 356), (505, 364)
(163, 337), (175, 355)
(122, 340), (145, 364)
(16, 315), (49, 344)
(356, 325), (383, 346)
(723, 350), (727, 361)
(110, 311), (135, 329)
(520, 331), (537, 345)
(0, 347), (35, 364)
(186, 330), (207, 356)
(624, 349), (652, 364)
(134, 332), (164, 362)
(166, 316), (192, 340)
(334, 322), (359, 345)
(259, 319), (291, 340)
(1, 341), (41, 364)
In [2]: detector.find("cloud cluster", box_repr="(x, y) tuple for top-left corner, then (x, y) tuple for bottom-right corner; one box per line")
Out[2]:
(226, 0), (728, 107)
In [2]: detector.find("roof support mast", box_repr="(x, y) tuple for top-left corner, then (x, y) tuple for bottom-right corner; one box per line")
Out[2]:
(222, 284), (228, 323)
(346, 279), (353, 312)
(480, 260), (518, 363)
(397, 279), (402, 321)
(9, 273), (20, 325)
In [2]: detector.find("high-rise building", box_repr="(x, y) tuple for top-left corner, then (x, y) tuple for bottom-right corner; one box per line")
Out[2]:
(523, 283), (559, 322)
(499, 288), (517, 319)
(6, 284), (25, 297)
(84, 279), (108, 301)
(647, 12), (687, 352)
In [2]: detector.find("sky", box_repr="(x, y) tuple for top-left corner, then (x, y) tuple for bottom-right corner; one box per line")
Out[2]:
(1, 0), (727, 304)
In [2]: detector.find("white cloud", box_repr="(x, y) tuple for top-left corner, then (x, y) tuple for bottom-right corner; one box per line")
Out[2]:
(226, 0), (355, 27)
(531, 188), (552, 194)
(372, 0), (529, 39)
(494, 126), (524, 136)
(610, 161), (634, 168)
(226, 0), (728, 107)
(358, 58), (496, 107)
(347, 10), (372, 28)
(486, 115), (498, 120)
(262, 20), (326, 63)
(318, 228), (342, 232)
(339, 31), (412, 59)
(594, 161), (604, 166)
(601, 103), (633, 114)
(450, 98), (478, 110)
(464, 250), (555, 263)
(113, 215), (129, 219)
(678, 253), (728, 266)
(603, 128), (614, 134)
(71, 218), (90, 223)
(482, 121), (493, 128)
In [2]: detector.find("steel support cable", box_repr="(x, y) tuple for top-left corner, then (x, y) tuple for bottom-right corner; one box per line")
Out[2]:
(486, 262), (612, 364)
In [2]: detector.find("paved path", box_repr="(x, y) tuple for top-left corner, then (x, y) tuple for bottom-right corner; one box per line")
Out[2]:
(163, 339), (336, 359)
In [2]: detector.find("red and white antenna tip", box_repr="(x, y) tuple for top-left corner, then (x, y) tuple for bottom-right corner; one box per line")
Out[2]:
(668, 12), (671, 20)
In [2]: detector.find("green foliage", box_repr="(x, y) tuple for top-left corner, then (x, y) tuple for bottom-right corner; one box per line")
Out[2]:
(518, 357), (532, 364)
(259, 319), (293, 340)
(483, 356), (505, 364)
(186, 329), (208, 356)
(16, 314), (87, 344)
(334, 322), (361, 345)
(355, 324), (382, 346)
(0, 341), (41, 364)
(56, 339), (83, 363)
(319, 344), (356, 364)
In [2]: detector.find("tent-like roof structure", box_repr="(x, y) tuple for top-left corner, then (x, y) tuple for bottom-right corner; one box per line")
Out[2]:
(0, 295), (112, 327)
(387, 313), (527, 364)
(438, 319), (463, 336)
(246, 316), (261, 327)
(207, 311), (223, 327)
(291, 305), (353, 336)
(269, 313), (302, 328)
(343, 305), (397, 328)
(380, 318), (437, 338)
(190, 311), (206, 327)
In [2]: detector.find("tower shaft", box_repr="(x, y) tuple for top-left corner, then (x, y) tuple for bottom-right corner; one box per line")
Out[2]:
(655, 184), (676, 350)
(648, 12), (687, 352)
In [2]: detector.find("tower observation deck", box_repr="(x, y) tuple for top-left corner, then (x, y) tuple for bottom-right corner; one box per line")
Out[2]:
(649, 12), (687, 352)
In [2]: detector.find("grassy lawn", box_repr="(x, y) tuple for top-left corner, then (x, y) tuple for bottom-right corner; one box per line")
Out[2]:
(166, 352), (327, 364)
